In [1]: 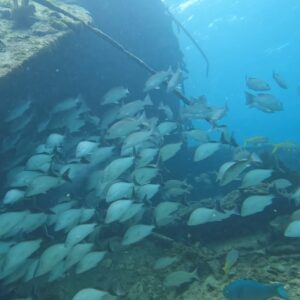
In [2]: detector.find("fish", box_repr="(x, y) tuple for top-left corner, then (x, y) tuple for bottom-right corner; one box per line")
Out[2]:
(159, 142), (182, 162)
(157, 121), (177, 136)
(223, 279), (289, 300)
(273, 71), (288, 89)
(106, 182), (134, 203)
(245, 92), (283, 113)
(122, 224), (154, 246)
(75, 141), (98, 159)
(116, 95), (153, 119)
(5, 99), (32, 122)
(65, 223), (96, 248)
(25, 154), (53, 172)
(188, 207), (230, 226)
(2, 189), (25, 205)
(102, 157), (134, 184)
(285, 220), (300, 237)
(54, 209), (82, 232)
(25, 175), (66, 197)
(241, 169), (273, 188)
(143, 68), (172, 92)
(119, 203), (144, 223)
(223, 249), (239, 274)
(72, 288), (116, 300)
(217, 159), (251, 186)
(75, 251), (106, 274)
(135, 184), (160, 201)
(102, 86), (129, 105)
(105, 118), (142, 140)
(154, 202), (180, 226)
(136, 148), (158, 168)
(167, 67), (183, 93)
(184, 128), (209, 142)
(1, 240), (41, 279)
(194, 142), (221, 161)
(122, 130), (154, 149)
(272, 140), (298, 154)
(163, 269), (199, 288)
(241, 195), (274, 217)
(105, 200), (133, 224)
(35, 244), (69, 277)
(51, 96), (82, 114)
(246, 77), (270, 91)
(132, 167), (159, 185)
(65, 243), (93, 270)
(244, 135), (269, 146)
(153, 256), (178, 270)
(182, 96), (227, 124)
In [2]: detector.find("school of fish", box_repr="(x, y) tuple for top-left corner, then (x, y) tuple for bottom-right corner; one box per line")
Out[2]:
(0, 67), (298, 299)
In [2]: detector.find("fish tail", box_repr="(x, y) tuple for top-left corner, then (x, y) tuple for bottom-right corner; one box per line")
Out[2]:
(274, 284), (290, 300)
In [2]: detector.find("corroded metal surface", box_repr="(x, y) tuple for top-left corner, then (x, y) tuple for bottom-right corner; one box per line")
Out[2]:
(0, 0), (91, 79)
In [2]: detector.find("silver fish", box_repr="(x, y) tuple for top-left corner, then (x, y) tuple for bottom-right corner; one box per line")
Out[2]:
(273, 71), (288, 89)
(245, 92), (283, 113)
(143, 68), (172, 92)
(167, 67), (183, 93)
(102, 86), (129, 105)
(246, 77), (270, 91)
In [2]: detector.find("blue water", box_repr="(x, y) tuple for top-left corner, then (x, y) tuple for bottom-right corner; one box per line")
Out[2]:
(164, 0), (300, 144)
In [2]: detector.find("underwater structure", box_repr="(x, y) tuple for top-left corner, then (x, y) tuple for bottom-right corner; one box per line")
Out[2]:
(0, 0), (184, 112)
(0, 1), (300, 300)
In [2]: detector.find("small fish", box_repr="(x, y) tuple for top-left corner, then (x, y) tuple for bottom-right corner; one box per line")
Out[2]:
(5, 99), (32, 122)
(246, 77), (270, 91)
(223, 249), (239, 274)
(167, 67), (183, 93)
(75, 141), (98, 159)
(153, 256), (178, 270)
(163, 269), (199, 288)
(117, 95), (152, 119)
(122, 224), (154, 246)
(72, 288), (115, 300)
(245, 92), (283, 113)
(51, 96), (82, 114)
(272, 140), (298, 154)
(241, 195), (274, 217)
(159, 142), (182, 162)
(223, 279), (290, 300)
(144, 68), (172, 92)
(273, 71), (288, 89)
(244, 135), (269, 146)
(284, 220), (300, 237)
(184, 128), (209, 142)
(194, 142), (221, 162)
(102, 86), (129, 105)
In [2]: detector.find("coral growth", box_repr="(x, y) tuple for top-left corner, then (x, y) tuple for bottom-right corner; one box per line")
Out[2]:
(11, 0), (36, 28)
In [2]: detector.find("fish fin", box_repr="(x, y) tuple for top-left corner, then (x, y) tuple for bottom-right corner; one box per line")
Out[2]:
(191, 267), (200, 280)
(61, 168), (72, 182)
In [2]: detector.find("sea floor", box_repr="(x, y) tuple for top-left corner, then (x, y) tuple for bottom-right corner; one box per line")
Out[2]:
(18, 229), (300, 300)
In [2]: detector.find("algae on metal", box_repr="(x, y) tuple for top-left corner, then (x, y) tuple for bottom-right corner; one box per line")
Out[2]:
(0, 0), (91, 79)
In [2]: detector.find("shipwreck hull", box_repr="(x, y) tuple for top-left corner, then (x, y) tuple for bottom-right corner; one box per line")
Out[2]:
(0, 0), (184, 113)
